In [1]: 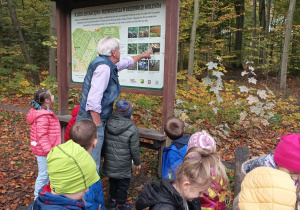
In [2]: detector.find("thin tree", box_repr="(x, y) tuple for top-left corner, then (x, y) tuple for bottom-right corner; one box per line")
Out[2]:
(188, 0), (200, 79)
(207, 0), (215, 62)
(49, 1), (57, 78)
(259, 0), (265, 65)
(234, 0), (245, 68)
(252, 0), (256, 59)
(262, 0), (271, 65)
(7, 0), (40, 85)
(280, 0), (296, 93)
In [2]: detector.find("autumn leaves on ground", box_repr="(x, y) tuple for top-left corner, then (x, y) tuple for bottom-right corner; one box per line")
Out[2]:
(1, 77), (300, 209)
(0, 96), (160, 209)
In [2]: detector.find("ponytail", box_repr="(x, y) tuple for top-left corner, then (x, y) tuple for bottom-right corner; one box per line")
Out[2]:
(30, 88), (50, 110)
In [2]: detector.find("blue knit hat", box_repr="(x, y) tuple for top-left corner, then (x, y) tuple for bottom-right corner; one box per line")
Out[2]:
(115, 99), (133, 118)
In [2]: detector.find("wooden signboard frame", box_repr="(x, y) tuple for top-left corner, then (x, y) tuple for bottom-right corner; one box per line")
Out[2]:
(53, 0), (179, 128)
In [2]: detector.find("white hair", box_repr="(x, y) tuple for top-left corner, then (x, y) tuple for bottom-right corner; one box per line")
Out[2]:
(96, 37), (120, 56)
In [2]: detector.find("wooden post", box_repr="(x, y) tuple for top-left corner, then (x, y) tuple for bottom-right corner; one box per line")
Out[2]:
(163, 0), (179, 146)
(56, 2), (69, 115)
(234, 146), (250, 197)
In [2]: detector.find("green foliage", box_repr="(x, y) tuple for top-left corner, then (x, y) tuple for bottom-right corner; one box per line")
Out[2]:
(226, 169), (234, 191)
(42, 36), (57, 49)
(40, 76), (58, 95)
(269, 113), (283, 130)
(24, 64), (39, 73)
(0, 70), (33, 96)
(67, 88), (82, 110)
(0, 0), (50, 79)
(225, 169), (234, 209)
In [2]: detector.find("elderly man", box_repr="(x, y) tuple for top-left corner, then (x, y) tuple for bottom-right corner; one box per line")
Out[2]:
(77, 37), (151, 170)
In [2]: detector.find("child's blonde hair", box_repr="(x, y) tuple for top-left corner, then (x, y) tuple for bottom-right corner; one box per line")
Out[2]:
(187, 131), (229, 189)
(175, 147), (229, 190)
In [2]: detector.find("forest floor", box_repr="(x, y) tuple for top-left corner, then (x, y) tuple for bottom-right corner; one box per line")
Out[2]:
(0, 76), (300, 209)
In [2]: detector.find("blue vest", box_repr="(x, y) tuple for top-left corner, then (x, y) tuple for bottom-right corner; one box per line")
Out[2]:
(78, 55), (121, 122)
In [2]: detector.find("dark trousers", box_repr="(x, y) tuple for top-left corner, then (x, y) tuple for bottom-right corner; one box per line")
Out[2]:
(109, 177), (130, 204)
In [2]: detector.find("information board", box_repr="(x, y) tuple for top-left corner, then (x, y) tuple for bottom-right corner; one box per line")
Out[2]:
(71, 0), (166, 90)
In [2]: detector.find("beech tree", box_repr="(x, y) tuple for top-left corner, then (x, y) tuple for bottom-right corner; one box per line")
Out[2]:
(49, 1), (57, 78)
(234, 0), (245, 68)
(280, 0), (296, 92)
(188, 0), (200, 79)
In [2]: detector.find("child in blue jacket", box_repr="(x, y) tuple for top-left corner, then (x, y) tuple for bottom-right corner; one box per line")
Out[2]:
(162, 116), (190, 179)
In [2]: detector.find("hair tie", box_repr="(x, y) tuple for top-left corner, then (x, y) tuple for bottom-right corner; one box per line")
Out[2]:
(30, 100), (41, 110)
(186, 155), (203, 163)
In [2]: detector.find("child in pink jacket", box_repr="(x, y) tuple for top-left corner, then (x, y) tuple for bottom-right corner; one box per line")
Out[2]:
(27, 88), (61, 200)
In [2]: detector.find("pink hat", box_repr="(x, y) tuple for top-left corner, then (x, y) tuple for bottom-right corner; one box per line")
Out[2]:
(187, 130), (216, 151)
(274, 133), (300, 173)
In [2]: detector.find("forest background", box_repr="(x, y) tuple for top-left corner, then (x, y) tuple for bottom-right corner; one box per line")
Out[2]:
(0, 0), (300, 209)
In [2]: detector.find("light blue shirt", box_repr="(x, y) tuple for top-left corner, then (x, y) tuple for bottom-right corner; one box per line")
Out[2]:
(85, 56), (134, 114)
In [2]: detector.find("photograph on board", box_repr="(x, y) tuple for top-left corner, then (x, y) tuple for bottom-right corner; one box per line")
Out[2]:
(150, 25), (161, 37)
(138, 26), (149, 38)
(128, 43), (137, 54)
(149, 60), (160, 71)
(138, 43), (149, 54)
(138, 60), (149, 71)
(128, 27), (138, 38)
(150, 43), (160, 55)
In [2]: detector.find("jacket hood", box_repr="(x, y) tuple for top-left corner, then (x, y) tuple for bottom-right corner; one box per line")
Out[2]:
(30, 184), (85, 209)
(136, 179), (182, 209)
(105, 112), (133, 135)
(171, 134), (190, 149)
(27, 108), (52, 125)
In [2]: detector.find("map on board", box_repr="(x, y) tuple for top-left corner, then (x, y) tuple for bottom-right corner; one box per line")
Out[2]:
(72, 26), (120, 72)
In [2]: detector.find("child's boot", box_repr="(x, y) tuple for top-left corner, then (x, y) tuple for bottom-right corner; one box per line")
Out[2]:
(116, 203), (133, 210)
(109, 198), (117, 210)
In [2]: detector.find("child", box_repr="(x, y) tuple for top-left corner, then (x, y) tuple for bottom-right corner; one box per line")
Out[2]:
(103, 99), (142, 210)
(233, 133), (300, 209)
(237, 167), (296, 210)
(187, 131), (229, 210)
(136, 147), (221, 210)
(64, 104), (79, 141)
(162, 116), (190, 179)
(27, 88), (61, 200)
(69, 120), (105, 210)
(241, 133), (300, 181)
(28, 140), (100, 209)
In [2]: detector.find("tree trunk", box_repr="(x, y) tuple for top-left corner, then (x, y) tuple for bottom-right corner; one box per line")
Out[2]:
(259, 0), (265, 64)
(188, 0), (200, 79)
(262, 0), (271, 65)
(207, 0), (215, 62)
(234, 0), (245, 68)
(251, 0), (256, 59)
(0, 25), (3, 66)
(228, 20), (231, 53)
(280, 0), (296, 93)
(179, 41), (184, 72)
(49, 1), (57, 78)
(259, 0), (266, 31)
(7, 0), (40, 85)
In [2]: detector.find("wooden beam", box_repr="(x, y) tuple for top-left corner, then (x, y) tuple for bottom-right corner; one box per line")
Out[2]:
(56, 3), (69, 115)
(162, 0), (179, 145)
